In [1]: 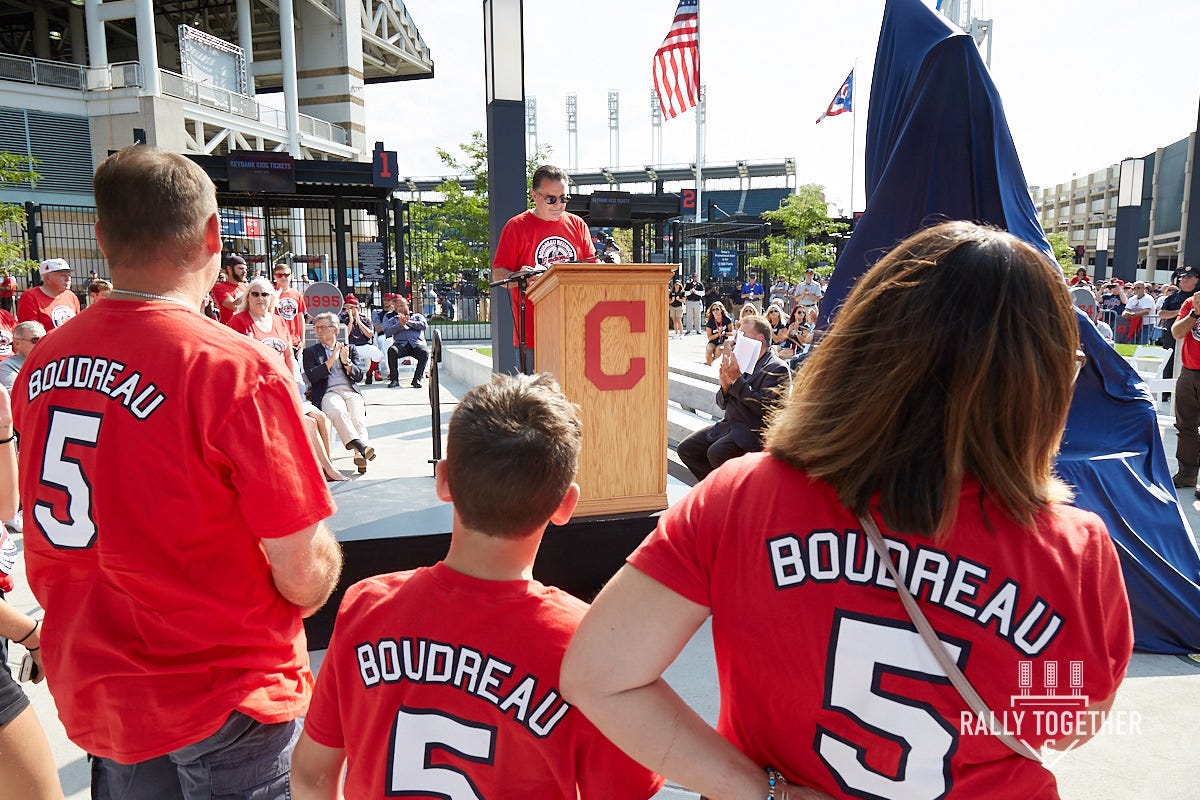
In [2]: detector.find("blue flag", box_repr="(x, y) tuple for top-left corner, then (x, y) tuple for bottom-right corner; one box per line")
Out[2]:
(815, 69), (854, 124)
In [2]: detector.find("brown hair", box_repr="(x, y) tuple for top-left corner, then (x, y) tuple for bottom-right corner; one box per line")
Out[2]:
(446, 373), (581, 537)
(531, 164), (568, 190)
(765, 221), (1078, 538)
(93, 146), (217, 269)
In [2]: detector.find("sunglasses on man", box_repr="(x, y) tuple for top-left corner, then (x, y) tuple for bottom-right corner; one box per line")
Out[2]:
(535, 191), (570, 205)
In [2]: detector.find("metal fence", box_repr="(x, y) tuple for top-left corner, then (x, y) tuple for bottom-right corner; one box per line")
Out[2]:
(0, 54), (142, 92)
(402, 201), (491, 342)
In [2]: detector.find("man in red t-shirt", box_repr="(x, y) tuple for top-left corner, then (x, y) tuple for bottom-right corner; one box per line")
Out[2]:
(273, 261), (307, 354)
(291, 373), (662, 800)
(17, 258), (79, 330)
(492, 164), (596, 367)
(1170, 286), (1200, 492)
(15, 147), (343, 796)
(211, 253), (249, 325)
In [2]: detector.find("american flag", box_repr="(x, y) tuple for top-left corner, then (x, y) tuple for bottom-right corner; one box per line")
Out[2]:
(652, 0), (699, 120)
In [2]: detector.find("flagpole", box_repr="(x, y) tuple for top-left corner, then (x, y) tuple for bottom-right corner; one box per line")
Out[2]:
(849, 60), (857, 216)
(694, 1), (703, 226)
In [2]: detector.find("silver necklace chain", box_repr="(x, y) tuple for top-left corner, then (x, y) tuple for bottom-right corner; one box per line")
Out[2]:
(110, 288), (191, 306)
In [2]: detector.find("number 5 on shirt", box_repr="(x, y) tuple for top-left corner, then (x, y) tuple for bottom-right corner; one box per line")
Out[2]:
(33, 408), (102, 549)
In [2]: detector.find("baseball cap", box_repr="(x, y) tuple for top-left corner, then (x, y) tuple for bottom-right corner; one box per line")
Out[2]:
(39, 258), (70, 277)
(1177, 265), (1200, 280)
(223, 254), (246, 268)
(344, 294), (359, 306)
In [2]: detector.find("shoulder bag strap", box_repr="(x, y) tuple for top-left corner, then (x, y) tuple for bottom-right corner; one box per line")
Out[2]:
(858, 512), (1043, 763)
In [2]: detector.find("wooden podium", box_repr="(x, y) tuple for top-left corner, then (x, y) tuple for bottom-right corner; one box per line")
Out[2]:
(527, 263), (678, 517)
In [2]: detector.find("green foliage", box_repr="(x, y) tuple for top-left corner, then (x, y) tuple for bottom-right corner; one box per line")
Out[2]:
(0, 152), (38, 277)
(748, 184), (848, 283)
(1045, 231), (1074, 273)
(409, 133), (553, 285)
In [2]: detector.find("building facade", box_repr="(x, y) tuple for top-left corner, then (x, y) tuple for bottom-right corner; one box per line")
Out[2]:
(0, 0), (433, 207)
(1032, 129), (1198, 284)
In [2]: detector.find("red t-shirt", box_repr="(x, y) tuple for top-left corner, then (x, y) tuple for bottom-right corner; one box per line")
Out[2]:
(14, 300), (336, 763)
(275, 288), (307, 349)
(1177, 298), (1200, 370)
(305, 563), (663, 799)
(17, 286), (79, 330)
(0, 275), (17, 298)
(228, 311), (297, 376)
(211, 280), (246, 326)
(629, 453), (1133, 800)
(492, 211), (596, 348)
(0, 308), (17, 360)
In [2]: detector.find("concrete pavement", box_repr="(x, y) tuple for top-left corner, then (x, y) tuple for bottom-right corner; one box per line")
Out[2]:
(5, 333), (1199, 799)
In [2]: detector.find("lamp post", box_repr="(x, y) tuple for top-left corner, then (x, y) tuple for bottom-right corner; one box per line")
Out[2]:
(483, 0), (528, 375)
(1114, 158), (1145, 284)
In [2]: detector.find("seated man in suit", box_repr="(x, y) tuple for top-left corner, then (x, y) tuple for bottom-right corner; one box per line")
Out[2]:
(303, 312), (376, 474)
(677, 315), (791, 482)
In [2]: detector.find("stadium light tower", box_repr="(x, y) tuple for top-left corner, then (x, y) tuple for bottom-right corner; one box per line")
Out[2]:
(608, 90), (620, 169)
(938, 0), (993, 67)
(566, 93), (578, 171)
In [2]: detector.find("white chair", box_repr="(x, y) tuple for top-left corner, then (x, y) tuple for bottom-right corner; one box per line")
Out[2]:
(1132, 345), (1172, 382)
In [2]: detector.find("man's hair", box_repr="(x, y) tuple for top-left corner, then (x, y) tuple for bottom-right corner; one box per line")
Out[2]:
(93, 146), (217, 270)
(531, 164), (568, 190)
(766, 220), (1078, 539)
(741, 315), (772, 343)
(88, 279), (112, 295)
(446, 373), (581, 538)
(12, 321), (45, 340)
(313, 311), (339, 328)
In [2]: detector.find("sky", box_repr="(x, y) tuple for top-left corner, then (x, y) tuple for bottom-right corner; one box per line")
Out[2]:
(362, 0), (1200, 214)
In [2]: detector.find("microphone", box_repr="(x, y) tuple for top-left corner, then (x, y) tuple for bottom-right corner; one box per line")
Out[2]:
(598, 234), (621, 253)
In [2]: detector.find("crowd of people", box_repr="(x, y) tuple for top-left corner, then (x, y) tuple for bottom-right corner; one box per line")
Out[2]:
(1069, 267), (1182, 346)
(0, 150), (1137, 800)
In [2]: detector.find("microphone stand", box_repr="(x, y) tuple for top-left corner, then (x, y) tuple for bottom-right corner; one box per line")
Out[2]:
(490, 267), (546, 375)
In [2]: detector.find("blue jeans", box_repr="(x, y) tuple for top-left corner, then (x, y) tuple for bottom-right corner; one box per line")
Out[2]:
(91, 712), (300, 800)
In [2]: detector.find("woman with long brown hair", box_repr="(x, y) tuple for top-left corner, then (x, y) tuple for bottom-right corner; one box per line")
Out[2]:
(562, 221), (1134, 800)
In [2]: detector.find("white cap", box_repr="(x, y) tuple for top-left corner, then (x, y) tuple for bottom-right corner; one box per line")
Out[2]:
(39, 258), (70, 277)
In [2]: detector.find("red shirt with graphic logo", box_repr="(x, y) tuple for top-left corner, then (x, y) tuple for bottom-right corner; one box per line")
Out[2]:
(228, 310), (297, 376)
(304, 562), (662, 799)
(275, 288), (307, 349)
(0, 308), (17, 360)
(493, 211), (595, 348)
(14, 300), (334, 763)
(629, 452), (1133, 800)
(17, 286), (78, 330)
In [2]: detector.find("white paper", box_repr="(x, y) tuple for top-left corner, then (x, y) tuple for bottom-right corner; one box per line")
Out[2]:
(732, 335), (760, 375)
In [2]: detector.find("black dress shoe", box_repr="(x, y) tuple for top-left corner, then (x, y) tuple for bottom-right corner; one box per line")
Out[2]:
(1173, 472), (1198, 489)
(365, 373), (374, 385)
(411, 379), (422, 389)
(387, 380), (399, 388)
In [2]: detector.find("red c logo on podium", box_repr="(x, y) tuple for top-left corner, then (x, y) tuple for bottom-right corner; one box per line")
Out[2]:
(585, 301), (646, 391)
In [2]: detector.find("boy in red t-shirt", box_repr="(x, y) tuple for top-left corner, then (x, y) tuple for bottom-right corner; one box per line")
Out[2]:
(292, 373), (662, 800)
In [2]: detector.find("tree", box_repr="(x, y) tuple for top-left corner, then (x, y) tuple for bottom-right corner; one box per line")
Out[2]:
(749, 184), (848, 283)
(0, 152), (38, 278)
(1044, 231), (1074, 273)
(407, 133), (551, 287)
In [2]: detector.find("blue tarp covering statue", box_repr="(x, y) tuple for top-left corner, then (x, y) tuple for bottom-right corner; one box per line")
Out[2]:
(822, 0), (1200, 652)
